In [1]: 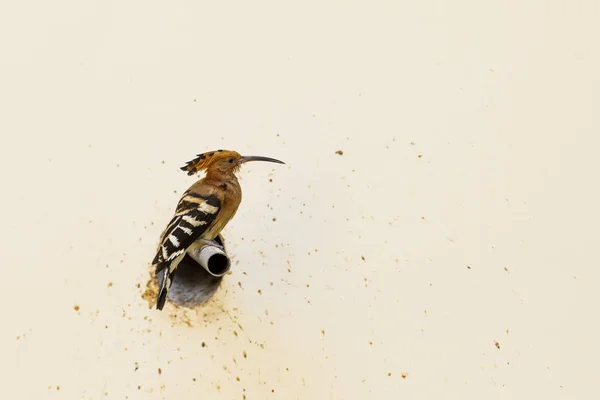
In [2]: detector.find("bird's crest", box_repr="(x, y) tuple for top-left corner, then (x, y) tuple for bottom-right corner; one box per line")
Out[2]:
(180, 150), (241, 176)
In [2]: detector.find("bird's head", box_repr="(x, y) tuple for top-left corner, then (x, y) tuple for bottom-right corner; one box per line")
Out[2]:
(180, 150), (285, 176)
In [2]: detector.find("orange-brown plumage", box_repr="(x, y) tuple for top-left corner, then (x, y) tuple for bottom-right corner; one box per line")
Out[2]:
(153, 149), (285, 310)
(180, 149), (243, 176)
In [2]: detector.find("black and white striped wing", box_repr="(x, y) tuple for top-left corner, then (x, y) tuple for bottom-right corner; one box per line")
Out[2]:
(152, 192), (221, 274)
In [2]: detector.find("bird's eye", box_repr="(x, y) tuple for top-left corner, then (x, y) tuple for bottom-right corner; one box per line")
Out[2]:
(228, 158), (234, 163)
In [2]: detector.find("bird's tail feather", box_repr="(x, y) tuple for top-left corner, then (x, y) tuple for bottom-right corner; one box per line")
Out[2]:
(156, 268), (171, 310)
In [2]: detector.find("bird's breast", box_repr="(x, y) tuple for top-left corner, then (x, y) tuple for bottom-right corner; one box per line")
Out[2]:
(202, 182), (241, 239)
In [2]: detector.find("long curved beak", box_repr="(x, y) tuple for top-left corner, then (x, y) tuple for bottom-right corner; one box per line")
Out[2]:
(240, 155), (285, 165)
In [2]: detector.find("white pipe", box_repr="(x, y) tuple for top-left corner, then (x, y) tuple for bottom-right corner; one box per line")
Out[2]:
(186, 243), (231, 277)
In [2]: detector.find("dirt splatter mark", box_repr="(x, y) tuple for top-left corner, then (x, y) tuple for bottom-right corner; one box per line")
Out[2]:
(401, 373), (408, 379)
(169, 311), (194, 327)
(335, 150), (344, 155)
(73, 305), (80, 312)
(141, 272), (159, 308)
(494, 340), (500, 349)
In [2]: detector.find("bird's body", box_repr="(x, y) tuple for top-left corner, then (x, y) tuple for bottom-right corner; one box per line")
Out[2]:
(192, 176), (242, 239)
(152, 149), (284, 310)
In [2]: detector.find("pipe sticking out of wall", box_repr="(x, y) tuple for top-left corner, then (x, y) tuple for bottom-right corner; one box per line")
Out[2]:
(186, 242), (231, 277)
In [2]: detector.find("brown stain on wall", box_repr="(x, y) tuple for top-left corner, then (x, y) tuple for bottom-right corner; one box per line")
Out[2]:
(141, 268), (159, 308)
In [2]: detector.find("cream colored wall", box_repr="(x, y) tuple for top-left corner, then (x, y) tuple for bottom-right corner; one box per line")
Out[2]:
(2, 1), (599, 399)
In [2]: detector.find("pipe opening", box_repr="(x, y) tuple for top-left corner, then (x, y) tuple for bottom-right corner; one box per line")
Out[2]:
(193, 244), (231, 277)
(207, 253), (230, 276)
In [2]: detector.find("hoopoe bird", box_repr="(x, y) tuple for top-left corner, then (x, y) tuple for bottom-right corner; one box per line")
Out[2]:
(152, 150), (285, 310)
